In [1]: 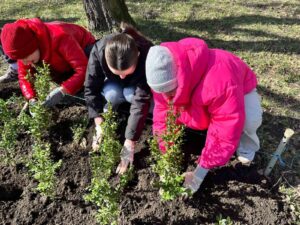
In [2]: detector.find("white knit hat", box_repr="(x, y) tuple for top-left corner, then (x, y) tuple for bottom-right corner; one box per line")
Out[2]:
(146, 46), (177, 93)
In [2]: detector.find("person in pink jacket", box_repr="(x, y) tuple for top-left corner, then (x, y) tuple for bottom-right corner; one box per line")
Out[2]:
(145, 38), (263, 194)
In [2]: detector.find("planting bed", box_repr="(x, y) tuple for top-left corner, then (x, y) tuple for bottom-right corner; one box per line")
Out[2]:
(0, 82), (294, 225)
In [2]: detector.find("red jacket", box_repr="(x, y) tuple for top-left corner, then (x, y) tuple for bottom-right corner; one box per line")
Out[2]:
(17, 18), (95, 99)
(153, 38), (257, 169)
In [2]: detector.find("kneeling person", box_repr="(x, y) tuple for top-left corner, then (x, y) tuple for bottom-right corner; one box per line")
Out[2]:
(1, 18), (96, 106)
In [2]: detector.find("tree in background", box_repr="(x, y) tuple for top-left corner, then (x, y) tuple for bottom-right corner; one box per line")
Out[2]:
(83, 0), (135, 31)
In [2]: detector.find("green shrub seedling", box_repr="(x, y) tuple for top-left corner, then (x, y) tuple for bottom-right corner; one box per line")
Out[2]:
(149, 101), (187, 201)
(85, 103), (133, 225)
(0, 95), (24, 165)
(71, 117), (89, 145)
(24, 62), (62, 198)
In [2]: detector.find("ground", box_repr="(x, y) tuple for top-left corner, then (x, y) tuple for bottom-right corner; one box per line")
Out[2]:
(0, 82), (296, 225)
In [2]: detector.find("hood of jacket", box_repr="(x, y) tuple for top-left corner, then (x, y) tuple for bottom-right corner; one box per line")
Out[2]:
(17, 18), (52, 62)
(161, 38), (209, 106)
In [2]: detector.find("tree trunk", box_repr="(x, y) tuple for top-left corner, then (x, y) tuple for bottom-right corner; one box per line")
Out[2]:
(82, 0), (135, 32)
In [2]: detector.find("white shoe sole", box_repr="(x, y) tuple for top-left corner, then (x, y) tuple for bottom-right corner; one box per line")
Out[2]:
(237, 156), (252, 164)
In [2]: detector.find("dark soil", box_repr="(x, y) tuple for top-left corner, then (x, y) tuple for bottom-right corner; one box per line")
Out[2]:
(0, 82), (295, 225)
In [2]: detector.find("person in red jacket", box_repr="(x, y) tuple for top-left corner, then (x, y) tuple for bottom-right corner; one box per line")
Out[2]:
(1, 18), (95, 107)
(145, 38), (263, 194)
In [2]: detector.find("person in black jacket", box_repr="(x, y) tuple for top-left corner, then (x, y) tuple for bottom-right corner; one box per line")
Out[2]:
(84, 23), (153, 174)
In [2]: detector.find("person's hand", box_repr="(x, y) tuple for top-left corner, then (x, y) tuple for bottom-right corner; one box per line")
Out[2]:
(43, 87), (65, 108)
(94, 116), (104, 126)
(116, 139), (135, 174)
(92, 121), (103, 151)
(183, 165), (209, 194)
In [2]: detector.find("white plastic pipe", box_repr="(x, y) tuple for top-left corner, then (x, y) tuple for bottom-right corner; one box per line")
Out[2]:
(264, 128), (295, 176)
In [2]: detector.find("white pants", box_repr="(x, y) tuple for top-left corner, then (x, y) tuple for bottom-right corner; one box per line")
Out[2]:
(236, 89), (263, 161)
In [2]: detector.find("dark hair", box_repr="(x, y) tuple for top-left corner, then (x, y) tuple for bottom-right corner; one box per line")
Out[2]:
(104, 22), (151, 71)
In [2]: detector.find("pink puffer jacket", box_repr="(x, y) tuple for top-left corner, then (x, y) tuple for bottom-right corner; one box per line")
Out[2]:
(152, 38), (257, 169)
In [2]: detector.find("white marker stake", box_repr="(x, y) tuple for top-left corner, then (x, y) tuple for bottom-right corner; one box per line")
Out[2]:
(264, 128), (295, 176)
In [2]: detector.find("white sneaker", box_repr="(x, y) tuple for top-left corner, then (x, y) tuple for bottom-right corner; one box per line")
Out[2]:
(237, 155), (252, 164)
(236, 148), (255, 165)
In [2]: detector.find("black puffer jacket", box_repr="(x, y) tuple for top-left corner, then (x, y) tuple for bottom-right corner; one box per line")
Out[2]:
(84, 33), (153, 141)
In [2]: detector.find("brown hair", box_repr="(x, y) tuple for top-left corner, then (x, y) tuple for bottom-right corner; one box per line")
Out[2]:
(104, 22), (151, 71)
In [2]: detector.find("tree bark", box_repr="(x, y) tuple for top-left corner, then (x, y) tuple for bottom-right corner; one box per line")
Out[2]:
(82, 0), (135, 32)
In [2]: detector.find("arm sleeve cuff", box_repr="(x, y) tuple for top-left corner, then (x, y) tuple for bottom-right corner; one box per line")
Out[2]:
(194, 165), (209, 180)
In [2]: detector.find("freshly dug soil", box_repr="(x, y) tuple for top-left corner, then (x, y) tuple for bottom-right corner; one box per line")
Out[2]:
(0, 82), (295, 225)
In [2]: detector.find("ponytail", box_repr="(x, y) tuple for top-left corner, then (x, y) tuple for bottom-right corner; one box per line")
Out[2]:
(105, 33), (138, 71)
(105, 22), (150, 71)
(119, 22), (151, 45)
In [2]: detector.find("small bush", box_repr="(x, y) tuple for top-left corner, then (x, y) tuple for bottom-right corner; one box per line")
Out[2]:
(24, 62), (62, 198)
(149, 101), (187, 201)
(85, 104), (133, 225)
(0, 95), (25, 165)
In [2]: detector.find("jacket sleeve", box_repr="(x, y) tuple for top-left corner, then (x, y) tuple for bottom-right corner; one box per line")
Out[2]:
(198, 85), (245, 169)
(18, 61), (36, 100)
(125, 80), (151, 141)
(58, 35), (88, 95)
(84, 44), (105, 119)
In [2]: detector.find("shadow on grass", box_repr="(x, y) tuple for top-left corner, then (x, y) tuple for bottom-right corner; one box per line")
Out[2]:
(137, 14), (300, 54)
(1, 0), (80, 27)
(0, 20), (16, 27)
(238, 2), (300, 10)
(258, 85), (300, 113)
